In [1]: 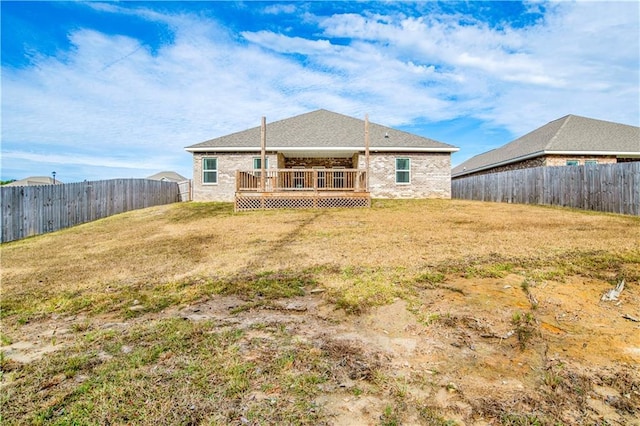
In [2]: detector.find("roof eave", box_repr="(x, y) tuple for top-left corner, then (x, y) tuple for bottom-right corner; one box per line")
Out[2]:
(544, 150), (640, 156)
(186, 146), (459, 153)
(452, 150), (545, 178)
(185, 147), (261, 153)
(371, 146), (459, 153)
(452, 149), (640, 178)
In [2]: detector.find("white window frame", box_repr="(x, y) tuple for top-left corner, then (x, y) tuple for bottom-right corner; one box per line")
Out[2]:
(585, 160), (598, 165)
(253, 157), (269, 177)
(566, 160), (579, 166)
(395, 158), (411, 184)
(202, 157), (218, 184)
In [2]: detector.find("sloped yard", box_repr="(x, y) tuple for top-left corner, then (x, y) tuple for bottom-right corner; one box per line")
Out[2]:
(1, 200), (639, 425)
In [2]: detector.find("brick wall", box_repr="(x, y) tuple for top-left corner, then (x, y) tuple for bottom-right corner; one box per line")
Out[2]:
(284, 156), (356, 168)
(466, 157), (546, 177)
(192, 152), (277, 202)
(544, 155), (617, 166)
(359, 152), (452, 198)
(192, 151), (453, 201)
(455, 154), (619, 179)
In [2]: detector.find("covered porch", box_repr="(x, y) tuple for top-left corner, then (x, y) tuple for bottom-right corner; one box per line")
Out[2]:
(233, 115), (373, 211)
(235, 168), (370, 211)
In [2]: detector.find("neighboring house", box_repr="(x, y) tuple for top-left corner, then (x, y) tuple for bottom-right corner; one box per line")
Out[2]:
(4, 176), (63, 186)
(185, 109), (458, 208)
(147, 171), (188, 183)
(452, 115), (640, 179)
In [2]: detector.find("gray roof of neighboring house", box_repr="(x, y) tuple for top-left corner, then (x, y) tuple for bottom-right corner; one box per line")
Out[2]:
(452, 114), (640, 177)
(185, 109), (458, 154)
(147, 171), (188, 182)
(4, 176), (63, 186)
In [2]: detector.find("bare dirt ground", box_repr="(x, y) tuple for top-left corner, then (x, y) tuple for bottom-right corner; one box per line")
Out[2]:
(3, 274), (639, 424)
(2, 200), (639, 424)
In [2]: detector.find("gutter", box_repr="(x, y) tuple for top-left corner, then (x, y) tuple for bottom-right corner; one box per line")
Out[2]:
(452, 150), (546, 178)
(186, 146), (460, 153)
(452, 149), (640, 178)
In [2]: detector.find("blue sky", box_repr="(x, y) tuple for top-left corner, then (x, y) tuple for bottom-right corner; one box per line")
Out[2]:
(2, 1), (639, 183)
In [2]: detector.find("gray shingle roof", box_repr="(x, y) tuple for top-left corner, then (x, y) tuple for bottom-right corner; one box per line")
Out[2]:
(4, 176), (63, 186)
(185, 109), (457, 152)
(146, 171), (188, 182)
(452, 115), (640, 177)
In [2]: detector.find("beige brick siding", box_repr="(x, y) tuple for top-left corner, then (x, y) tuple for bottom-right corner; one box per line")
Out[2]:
(358, 152), (452, 198)
(192, 151), (452, 201)
(544, 155), (617, 166)
(454, 154), (619, 179)
(192, 152), (277, 202)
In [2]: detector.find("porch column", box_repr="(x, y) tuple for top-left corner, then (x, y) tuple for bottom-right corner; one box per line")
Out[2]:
(365, 114), (370, 191)
(260, 116), (266, 192)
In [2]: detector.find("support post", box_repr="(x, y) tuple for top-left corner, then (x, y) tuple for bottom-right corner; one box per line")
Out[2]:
(260, 116), (266, 193)
(365, 114), (370, 192)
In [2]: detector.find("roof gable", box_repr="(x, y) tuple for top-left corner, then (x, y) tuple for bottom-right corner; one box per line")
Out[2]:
(4, 176), (63, 186)
(186, 109), (457, 153)
(146, 171), (188, 182)
(453, 115), (640, 177)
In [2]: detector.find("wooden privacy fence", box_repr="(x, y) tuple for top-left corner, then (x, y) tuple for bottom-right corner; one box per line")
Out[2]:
(1, 179), (181, 243)
(178, 180), (192, 202)
(452, 162), (640, 215)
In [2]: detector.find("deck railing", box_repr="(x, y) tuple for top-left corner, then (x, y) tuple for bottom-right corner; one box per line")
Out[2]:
(236, 169), (368, 193)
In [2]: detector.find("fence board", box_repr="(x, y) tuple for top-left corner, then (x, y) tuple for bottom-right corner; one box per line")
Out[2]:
(452, 162), (639, 216)
(1, 179), (181, 243)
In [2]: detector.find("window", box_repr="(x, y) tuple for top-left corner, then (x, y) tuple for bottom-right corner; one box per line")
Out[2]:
(585, 160), (598, 165)
(253, 157), (268, 178)
(396, 158), (411, 184)
(203, 157), (218, 184)
(566, 160), (579, 166)
(253, 157), (268, 170)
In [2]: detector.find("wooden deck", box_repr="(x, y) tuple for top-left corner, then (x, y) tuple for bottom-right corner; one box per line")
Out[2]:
(235, 169), (371, 211)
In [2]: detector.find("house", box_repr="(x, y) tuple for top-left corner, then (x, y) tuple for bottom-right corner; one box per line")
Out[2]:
(4, 176), (63, 186)
(452, 114), (640, 179)
(147, 171), (188, 183)
(185, 109), (458, 209)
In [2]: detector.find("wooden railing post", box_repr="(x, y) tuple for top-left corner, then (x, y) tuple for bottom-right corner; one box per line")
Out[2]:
(260, 117), (266, 193)
(365, 114), (370, 192)
(313, 169), (318, 193)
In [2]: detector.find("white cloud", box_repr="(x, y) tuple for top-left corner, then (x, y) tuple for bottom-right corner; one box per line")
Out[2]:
(262, 4), (298, 15)
(2, 13), (313, 181)
(2, 150), (171, 171)
(241, 31), (334, 55)
(2, 2), (638, 181)
(313, 2), (638, 133)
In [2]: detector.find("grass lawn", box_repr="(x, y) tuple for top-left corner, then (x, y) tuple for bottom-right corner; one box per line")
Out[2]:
(1, 199), (639, 425)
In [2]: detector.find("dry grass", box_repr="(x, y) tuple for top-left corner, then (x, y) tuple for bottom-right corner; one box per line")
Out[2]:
(2, 199), (638, 322)
(1, 199), (639, 424)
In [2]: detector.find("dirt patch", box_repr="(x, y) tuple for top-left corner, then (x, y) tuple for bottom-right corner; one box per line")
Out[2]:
(3, 275), (639, 424)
